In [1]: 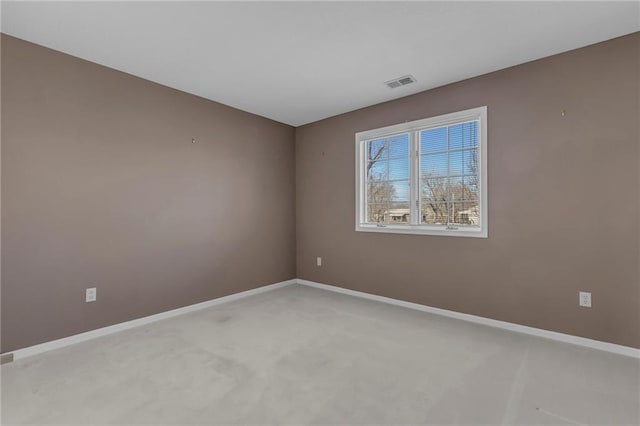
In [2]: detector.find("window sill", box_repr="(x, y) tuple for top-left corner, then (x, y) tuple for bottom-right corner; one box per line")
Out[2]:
(356, 224), (488, 238)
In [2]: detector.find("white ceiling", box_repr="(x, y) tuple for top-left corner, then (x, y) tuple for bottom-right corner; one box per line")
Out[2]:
(2, 1), (638, 126)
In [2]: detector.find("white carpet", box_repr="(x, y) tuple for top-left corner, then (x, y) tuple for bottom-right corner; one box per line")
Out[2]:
(2, 285), (638, 425)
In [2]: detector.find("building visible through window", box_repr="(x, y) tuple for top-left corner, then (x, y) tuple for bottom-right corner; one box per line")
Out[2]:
(355, 106), (487, 237)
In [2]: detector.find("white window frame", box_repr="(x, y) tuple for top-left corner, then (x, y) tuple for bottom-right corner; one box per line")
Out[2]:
(355, 106), (488, 238)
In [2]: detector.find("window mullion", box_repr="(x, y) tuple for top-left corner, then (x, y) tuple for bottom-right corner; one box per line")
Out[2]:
(358, 140), (364, 225)
(410, 131), (419, 225)
(361, 140), (367, 225)
(446, 126), (451, 227)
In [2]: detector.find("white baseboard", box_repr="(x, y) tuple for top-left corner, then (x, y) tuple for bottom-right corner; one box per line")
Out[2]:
(4, 277), (638, 361)
(5, 279), (297, 361)
(296, 279), (640, 359)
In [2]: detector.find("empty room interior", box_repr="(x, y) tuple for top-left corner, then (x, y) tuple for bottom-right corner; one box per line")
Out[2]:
(1, 1), (639, 425)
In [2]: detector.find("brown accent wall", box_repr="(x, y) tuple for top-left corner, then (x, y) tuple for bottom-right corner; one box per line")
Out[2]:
(296, 33), (640, 348)
(2, 32), (639, 353)
(1, 35), (296, 353)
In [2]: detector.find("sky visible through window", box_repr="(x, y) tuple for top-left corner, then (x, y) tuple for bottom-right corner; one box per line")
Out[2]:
(366, 120), (479, 225)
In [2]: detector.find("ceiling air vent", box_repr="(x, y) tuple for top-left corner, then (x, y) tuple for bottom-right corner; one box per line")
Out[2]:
(385, 75), (416, 89)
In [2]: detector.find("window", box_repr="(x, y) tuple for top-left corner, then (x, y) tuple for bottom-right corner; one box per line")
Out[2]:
(355, 106), (487, 237)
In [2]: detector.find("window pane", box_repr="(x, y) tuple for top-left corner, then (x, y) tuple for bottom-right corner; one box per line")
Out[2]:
(448, 176), (464, 201)
(392, 180), (410, 202)
(463, 148), (478, 175)
(367, 159), (387, 179)
(388, 134), (409, 158)
(366, 177), (395, 222)
(449, 123), (464, 149)
(365, 134), (410, 225)
(449, 121), (478, 149)
(367, 138), (388, 164)
(421, 153), (448, 177)
(421, 202), (449, 225)
(368, 157), (409, 181)
(369, 139), (387, 156)
(451, 202), (479, 225)
(367, 203), (390, 223)
(419, 122), (480, 227)
(467, 121), (479, 148)
(448, 150), (464, 176)
(421, 127), (447, 153)
(421, 176), (448, 202)
(366, 178), (410, 222)
(388, 157), (409, 181)
(366, 179), (410, 224)
(462, 176), (479, 202)
(386, 202), (410, 223)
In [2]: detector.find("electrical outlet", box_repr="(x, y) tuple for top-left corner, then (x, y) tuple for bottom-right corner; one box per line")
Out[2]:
(316, 257), (322, 267)
(579, 291), (591, 308)
(86, 287), (97, 303)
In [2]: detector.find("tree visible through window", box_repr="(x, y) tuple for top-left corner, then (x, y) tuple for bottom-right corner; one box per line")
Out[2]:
(366, 134), (409, 224)
(356, 107), (487, 237)
(420, 121), (479, 226)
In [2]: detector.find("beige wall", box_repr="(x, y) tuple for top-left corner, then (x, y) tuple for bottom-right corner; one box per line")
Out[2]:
(296, 33), (640, 348)
(1, 35), (296, 352)
(2, 32), (639, 353)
